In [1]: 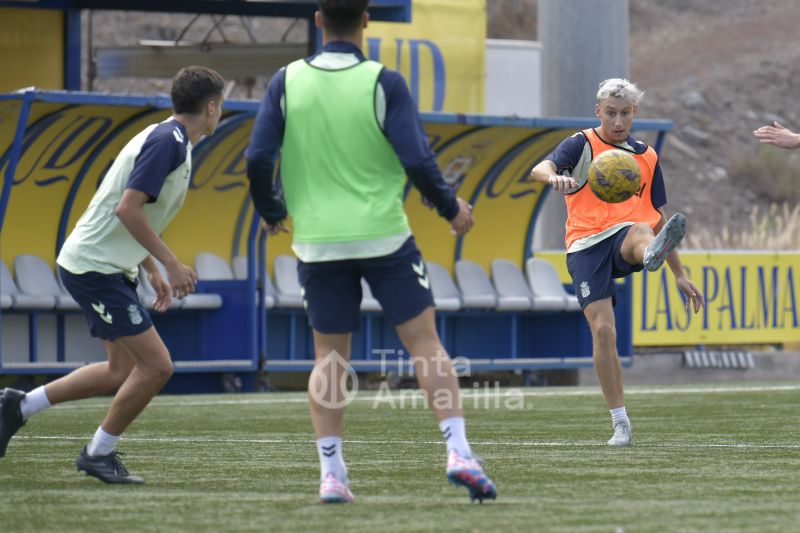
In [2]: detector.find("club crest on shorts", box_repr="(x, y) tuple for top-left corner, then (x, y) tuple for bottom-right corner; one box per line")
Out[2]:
(580, 281), (591, 298)
(127, 304), (143, 325)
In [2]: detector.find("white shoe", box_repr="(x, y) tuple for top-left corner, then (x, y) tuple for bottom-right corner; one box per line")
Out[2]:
(643, 213), (686, 272)
(319, 473), (355, 504)
(607, 420), (633, 446)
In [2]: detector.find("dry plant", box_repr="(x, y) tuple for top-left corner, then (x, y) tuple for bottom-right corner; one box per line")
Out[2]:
(684, 202), (800, 250)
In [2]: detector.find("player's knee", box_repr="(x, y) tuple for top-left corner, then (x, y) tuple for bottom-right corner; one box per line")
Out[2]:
(146, 356), (173, 384)
(593, 321), (617, 345)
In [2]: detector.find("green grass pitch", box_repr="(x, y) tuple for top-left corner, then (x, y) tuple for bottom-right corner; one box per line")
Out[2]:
(1, 382), (798, 532)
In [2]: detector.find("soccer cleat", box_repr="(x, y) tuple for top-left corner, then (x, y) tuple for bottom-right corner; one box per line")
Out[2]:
(446, 450), (497, 503)
(643, 212), (686, 272)
(0, 388), (26, 457)
(319, 473), (355, 504)
(76, 447), (145, 484)
(607, 420), (633, 447)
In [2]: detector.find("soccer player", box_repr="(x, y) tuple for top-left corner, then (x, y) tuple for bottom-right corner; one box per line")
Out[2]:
(246, 0), (496, 503)
(530, 78), (705, 446)
(0, 66), (225, 483)
(753, 121), (800, 149)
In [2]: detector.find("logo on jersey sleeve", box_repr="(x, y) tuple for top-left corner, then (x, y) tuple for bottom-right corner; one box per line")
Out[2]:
(172, 126), (185, 144)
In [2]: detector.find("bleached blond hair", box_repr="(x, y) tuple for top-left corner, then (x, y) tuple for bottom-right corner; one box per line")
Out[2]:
(596, 78), (644, 105)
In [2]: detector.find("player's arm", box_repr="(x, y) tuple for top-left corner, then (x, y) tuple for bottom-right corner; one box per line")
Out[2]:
(653, 209), (704, 314)
(379, 69), (472, 236)
(246, 69), (289, 236)
(115, 190), (196, 299)
(120, 129), (197, 299)
(529, 135), (583, 193)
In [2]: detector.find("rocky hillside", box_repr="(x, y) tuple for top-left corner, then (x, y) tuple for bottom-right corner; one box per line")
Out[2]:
(489, 0), (800, 248)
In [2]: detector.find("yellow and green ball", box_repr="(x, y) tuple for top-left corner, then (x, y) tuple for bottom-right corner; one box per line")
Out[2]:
(587, 149), (642, 203)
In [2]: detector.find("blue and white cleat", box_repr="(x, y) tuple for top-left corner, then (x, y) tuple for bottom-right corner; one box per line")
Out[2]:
(643, 213), (686, 272)
(319, 473), (355, 504)
(446, 450), (497, 503)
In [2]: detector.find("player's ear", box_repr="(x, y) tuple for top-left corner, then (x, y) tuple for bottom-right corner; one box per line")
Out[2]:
(363, 12), (369, 29)
(314, 10), (323, 29)
(595, 103), (601, 118)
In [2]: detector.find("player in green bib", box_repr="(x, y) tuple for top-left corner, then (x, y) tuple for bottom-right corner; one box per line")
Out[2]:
(246, 0), (496, 504)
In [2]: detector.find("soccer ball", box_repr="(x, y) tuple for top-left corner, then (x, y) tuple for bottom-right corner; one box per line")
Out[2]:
(587, 149), (642, 203)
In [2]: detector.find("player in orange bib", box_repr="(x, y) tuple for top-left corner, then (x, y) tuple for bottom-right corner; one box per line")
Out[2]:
(530, 78), (705, 446)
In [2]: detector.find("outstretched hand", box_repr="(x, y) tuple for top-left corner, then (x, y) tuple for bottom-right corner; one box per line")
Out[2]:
(753, 121), (800, 149)
(449, 197), (474, 236)
(676, 275), (704, 314)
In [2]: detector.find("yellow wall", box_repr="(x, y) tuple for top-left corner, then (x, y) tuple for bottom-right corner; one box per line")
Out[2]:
(0, 8), (64, 91)
(536, 251), (800, 346)
(365, 0), (486, 113)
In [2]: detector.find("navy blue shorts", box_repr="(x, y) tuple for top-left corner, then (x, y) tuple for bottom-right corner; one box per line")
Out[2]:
(58, 266), (153, 340)
(566, 226), (643, 309)
(297, 236), (435, 334)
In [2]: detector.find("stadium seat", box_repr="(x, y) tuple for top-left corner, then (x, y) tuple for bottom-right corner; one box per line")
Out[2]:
(232, 255), (276, 309)
(525, 257), (581, 312)
(196, 252), (235, 280)
(455, 259), (497, 309)
(13, 255), (79, 310)
(490, 259), (533, 311)
(425, 261), (462, 311)
(1, 260), (56, 310)
(360, 278), (382, 312)
(272, 255), (304, 308)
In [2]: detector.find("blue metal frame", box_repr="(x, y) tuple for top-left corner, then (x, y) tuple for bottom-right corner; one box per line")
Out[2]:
(0, 90), (669, 379)
(0, 1), (412, 21)
(64, 8), (81, 90)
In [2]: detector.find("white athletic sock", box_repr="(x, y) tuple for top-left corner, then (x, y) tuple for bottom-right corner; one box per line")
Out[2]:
(317, 436), (347, 482)
(19, 386), (52, 420)
(439, 417), (472, 458)
(610, 407), (629, 426)
(86, 426), (120, 457)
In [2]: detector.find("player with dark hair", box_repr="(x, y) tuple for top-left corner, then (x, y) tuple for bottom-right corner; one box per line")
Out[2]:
(246, 0), (496, 503)
(0, 66), (225, 484)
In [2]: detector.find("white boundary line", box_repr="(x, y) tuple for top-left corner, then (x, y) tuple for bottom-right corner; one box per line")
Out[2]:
(49, 383), (800, 409)
(14, 435), (800, 450)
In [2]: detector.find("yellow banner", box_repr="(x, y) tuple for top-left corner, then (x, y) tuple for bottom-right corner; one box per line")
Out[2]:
(364, 0), (486, 113)
(635, 252), (800, 346)
(1, 104), (161, 265)
(536, 251), (800, 346)
(0, 8), (64, 91)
